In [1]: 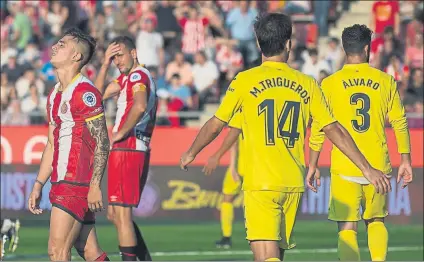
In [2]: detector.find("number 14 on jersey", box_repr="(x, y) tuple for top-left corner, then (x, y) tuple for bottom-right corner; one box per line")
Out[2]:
(258, 99), (301, 148)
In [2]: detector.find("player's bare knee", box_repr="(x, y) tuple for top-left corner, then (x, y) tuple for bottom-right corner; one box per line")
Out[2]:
(107, 207), (116, 223)
(115, 207), (133, 226)
(365, 217), (385, 227)
(223, 194), (235, 203)
(338, 221), (358, 232)
(48, 238), (69, 261)
(250, 240), (280, 261)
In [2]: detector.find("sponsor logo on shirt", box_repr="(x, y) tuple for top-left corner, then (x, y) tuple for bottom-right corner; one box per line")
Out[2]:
(130, 72), (142, 83)
(82, 92), (96, 107)
(60, 102), (68, 114)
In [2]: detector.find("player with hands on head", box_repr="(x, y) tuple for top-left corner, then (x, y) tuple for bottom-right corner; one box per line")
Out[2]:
(95, 36), (158, 261)
(306, 24), (412, 261)
(181, 13), (390, 261)
(27, 27), (110, 261)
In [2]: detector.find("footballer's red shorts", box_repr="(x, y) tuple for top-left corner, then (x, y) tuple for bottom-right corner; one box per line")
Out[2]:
(108, 149), (150, 207)
(49, 183), (95, 224)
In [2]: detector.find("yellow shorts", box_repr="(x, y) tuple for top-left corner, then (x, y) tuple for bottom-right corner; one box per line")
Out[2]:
(328, 174), (388, 222)
(243, 191), (302, 249)
(222, 167), (242, 196)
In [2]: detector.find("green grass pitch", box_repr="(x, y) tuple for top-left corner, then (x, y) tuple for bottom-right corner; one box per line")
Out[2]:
(4, 220), (423, 261)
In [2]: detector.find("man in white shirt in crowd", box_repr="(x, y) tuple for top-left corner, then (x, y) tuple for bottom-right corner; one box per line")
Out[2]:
(191, 51), (219, 110)
(136, 18), (165, 75)
(301, 48), (332, 81)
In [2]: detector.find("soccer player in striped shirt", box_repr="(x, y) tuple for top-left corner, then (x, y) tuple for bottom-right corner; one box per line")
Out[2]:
(28, 28), (110, 261)
(95, 36), (157, 261)
(307, 24), (413, 261)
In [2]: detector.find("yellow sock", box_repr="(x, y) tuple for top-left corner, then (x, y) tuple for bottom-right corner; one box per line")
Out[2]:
(368, 221), (388, 261)
(221, 202), (234, 237)
(265, 258), (280, 261)
(338, 230), (360, 261)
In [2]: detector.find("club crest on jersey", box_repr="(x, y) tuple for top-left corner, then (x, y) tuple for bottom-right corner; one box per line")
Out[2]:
(130, 72), (142, 83)
(61, 102), (68, 114)
(82, 92), (96, 107)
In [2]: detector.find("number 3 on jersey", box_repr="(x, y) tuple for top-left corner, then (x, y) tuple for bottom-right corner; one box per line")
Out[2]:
(350, 93), (370, 133)
(258, 99), (300, 148)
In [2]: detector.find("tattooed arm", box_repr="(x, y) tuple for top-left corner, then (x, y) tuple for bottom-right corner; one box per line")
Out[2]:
(86, 114), (110, 212)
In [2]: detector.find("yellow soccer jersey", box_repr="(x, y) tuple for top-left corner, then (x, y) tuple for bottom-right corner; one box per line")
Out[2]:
(310, 63), (410, 177)
(215, 61), (335, 192)
(228, 109), (245, 176)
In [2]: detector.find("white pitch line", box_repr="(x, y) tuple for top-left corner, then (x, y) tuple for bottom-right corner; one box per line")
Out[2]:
(149, 246), (423, 257)
(8, 246), (423, 260)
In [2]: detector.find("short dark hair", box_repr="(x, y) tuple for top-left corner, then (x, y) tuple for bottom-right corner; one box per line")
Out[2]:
(171, 73), (181, 79)
(341, 24), (373, 56)
(63, 27), (96, 67)
(253, 13), (292, 57)
(110, 35), (136, 51)
(308, 48), (318, 56)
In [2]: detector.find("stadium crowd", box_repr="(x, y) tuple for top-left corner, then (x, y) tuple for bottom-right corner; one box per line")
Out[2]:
(0, 0), (422, 127)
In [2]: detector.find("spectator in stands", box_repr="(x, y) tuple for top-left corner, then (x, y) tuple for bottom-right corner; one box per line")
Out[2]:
(192, 51), (219, 110)
(167, 73), (193, 109)
(225, 0), (259, 68)
(39, 1), (66, 40)
(406, 7), (423, 48)
(404, 68), (423, 113)
(322, 37), (344, 73)
(1, 73), (12, 111)
(376, 35), (402, 70)
(314, 1), (331, 37)
(1, 49), (25, 83)
(21, 84), (47, 124)
(136, 17), (165, 74)
(15, 67), (45, 100)
(175, 5), (209, 62)
(1, 99), (30, 126)
(301, 48), (331, 81)
(215, 39), (243, 94)
(165, 51), (193, 86)
(385, 54), (409, 86)
(0, 40), (16, 67)
(155, 1), (181, 55)
(164, 73), (195, 127)
(7, 1), (32, 52)
(283, 1), (311, 15)
(287, 36), (307, 70)
(370, 0), (400, 37)
(18, 42), (40, 65)
(103, 1), (122, 41)
(405, 33), (423, 69)
(371, 26), (402, 67)
(199, 1), (227, 39)
(90, 11), (107, 47)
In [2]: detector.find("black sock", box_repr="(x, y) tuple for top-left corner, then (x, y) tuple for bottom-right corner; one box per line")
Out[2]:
(133, 221), (152, 261)
(279, 248), (285, 261)
(119, 246), (137, 261)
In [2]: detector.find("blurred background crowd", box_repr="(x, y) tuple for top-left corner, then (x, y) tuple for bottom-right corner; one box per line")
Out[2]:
(0, 0), (423, 127)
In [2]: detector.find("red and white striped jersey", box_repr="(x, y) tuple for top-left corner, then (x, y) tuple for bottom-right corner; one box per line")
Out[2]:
(179, 17), (209, 55)
(112, 65), (158, 152)
(47, 74), (104, 186)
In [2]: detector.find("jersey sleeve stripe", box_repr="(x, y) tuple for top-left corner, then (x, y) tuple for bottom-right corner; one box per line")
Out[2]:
(85, 113), (104, 122)
(214, 114), (229, 124)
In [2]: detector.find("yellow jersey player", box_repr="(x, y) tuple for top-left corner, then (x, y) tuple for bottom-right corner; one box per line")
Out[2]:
(203, 110), (245, 249)
(180, 13), (391, 261)
(307, 24), (413, 261)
